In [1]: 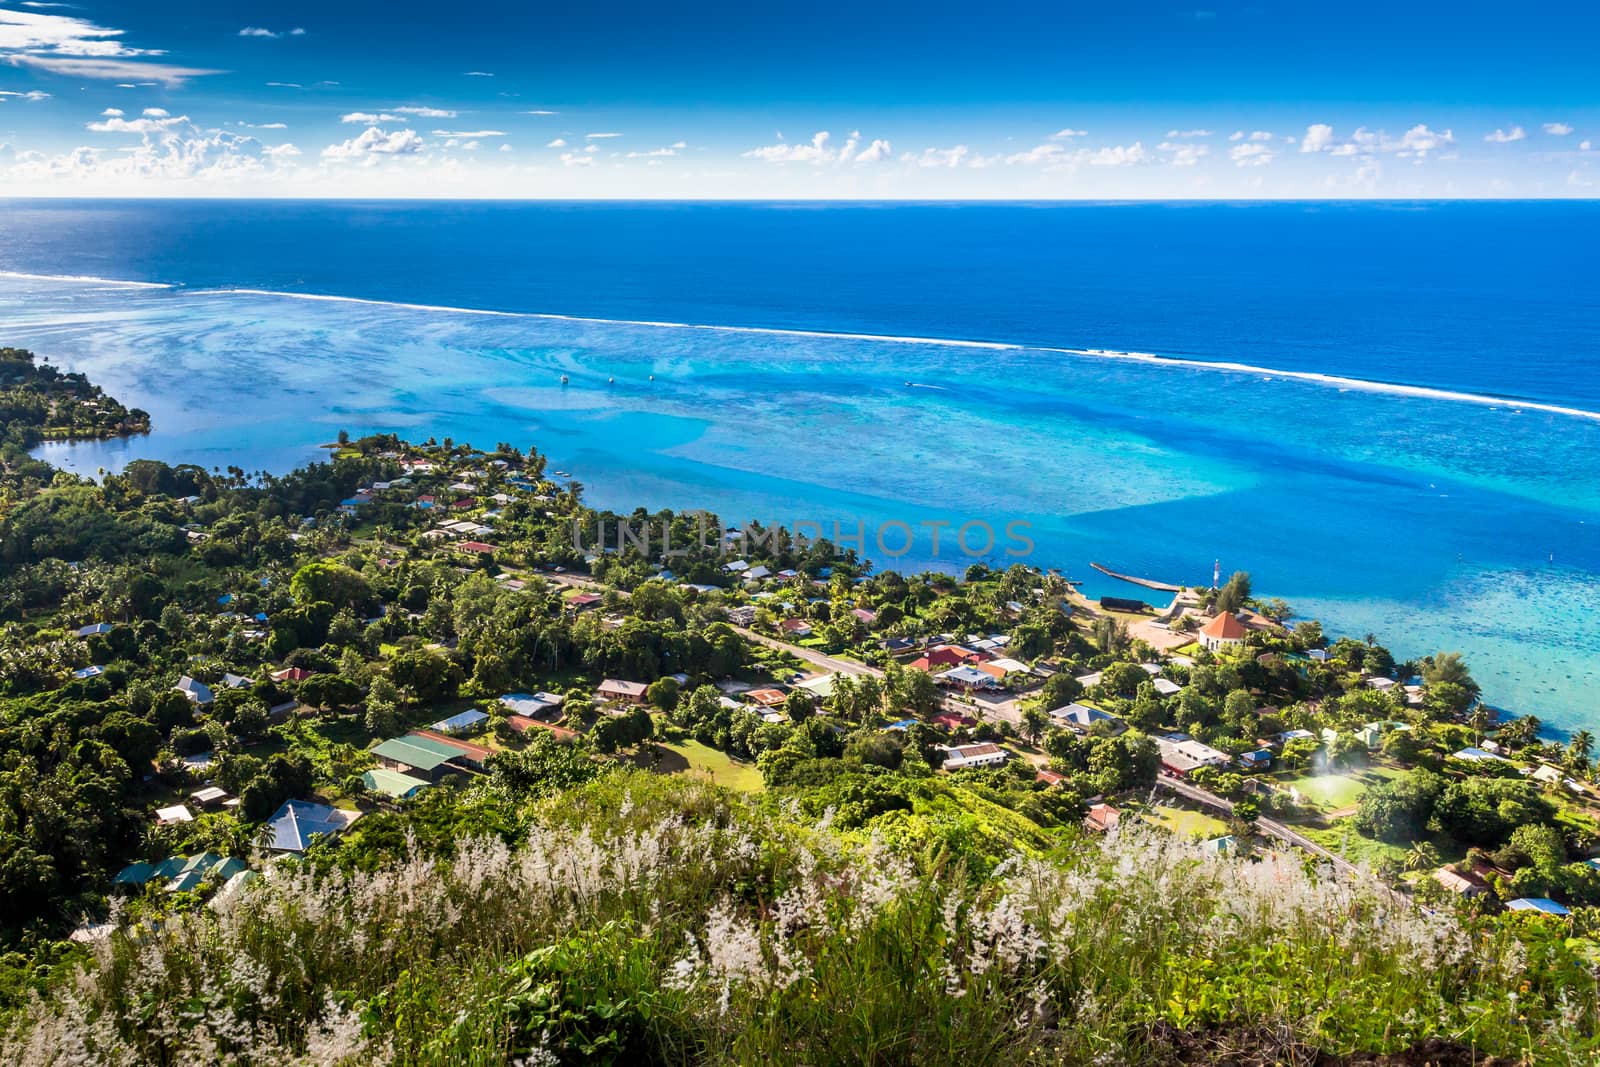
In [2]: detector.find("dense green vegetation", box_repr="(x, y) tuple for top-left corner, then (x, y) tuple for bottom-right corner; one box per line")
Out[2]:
(0, 348), (1596, 1064)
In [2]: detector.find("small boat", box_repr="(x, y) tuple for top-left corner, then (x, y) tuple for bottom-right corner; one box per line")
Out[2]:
(560, 374), (569, 384)
(608, 377), (614, 384)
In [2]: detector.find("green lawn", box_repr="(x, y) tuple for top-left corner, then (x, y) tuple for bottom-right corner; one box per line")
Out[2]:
(649, 740), (765, 792)
(1141, 803), (1230, 840)
(1293, 823), (1458, 870)
(1277, 764), (1403, 811)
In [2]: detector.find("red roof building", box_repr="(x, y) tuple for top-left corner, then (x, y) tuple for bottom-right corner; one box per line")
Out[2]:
(1199, 612), (1247, 651)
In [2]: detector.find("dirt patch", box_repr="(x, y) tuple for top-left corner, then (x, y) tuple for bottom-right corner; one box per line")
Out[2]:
(1140, 1024), (1519, 1066)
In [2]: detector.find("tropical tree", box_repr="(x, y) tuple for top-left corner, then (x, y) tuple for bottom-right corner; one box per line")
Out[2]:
(1020, 705), (1050, 746)
(1405, 840), (1440, 872)
(1569, 730), (1595, 776)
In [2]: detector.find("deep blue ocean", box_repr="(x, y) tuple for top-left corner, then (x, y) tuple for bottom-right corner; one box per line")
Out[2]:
(0, 199), (1597, 731)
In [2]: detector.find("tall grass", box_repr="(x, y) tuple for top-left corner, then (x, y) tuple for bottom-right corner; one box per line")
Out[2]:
(6, 771), (1594, 1065)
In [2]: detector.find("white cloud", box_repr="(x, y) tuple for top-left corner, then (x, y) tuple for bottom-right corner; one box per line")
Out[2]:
(585, 131), (620, 139)
(433, 129), (504, 138)
(17, 113), (295, 187)
(0, 88), (50, 100)
(1157, 141), (1210, 166)
(1296, 122), (1454, 160)
(1300, 123), (1335, 153)
(546, 137), (566, 148)
(87, 110), (187, 134)
(743, 129), (891, 165)
(322, 126), (424, 160)
(625, 146), (679, 158)
(1050, 127), (1087, 139)
(263, 143), (300, 159)
(1165, 128), (1212, 138)
(1483, 126), (1526, 144)
(852, 137), (891, 163)
(520, 109), (557, 115)
(393, 105), (455, 118)
(1582, 140), (1593, 151)
(1, 8), (219, 84)
(1005, 140), (1149, 167)
(1543, 122), (1574, 136)
(1395, 124), (1452, 155)
(905, 145), (971, 167)
(559, 151), (591, 167)
(745, 130), (834, 163)
(10, 55), (218, 85)
(99, 106), (122, 116)
(1229, 141), (1274, 167)
(242, 121), (287, 129)
(342, 111), (406, 124)
(463, 71), (493, 77)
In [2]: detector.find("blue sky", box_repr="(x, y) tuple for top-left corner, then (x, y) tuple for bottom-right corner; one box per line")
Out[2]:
(0, 0), (1595, 197)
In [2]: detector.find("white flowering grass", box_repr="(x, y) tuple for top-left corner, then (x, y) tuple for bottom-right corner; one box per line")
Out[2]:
(4, 772), (1593, 1065)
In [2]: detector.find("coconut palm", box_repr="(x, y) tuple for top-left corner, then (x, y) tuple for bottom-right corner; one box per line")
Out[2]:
(1405, 840), (1440, 872)
(1569, 730), (1595, 775)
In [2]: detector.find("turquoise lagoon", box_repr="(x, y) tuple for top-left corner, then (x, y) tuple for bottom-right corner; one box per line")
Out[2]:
(5, 274), (1598, 733)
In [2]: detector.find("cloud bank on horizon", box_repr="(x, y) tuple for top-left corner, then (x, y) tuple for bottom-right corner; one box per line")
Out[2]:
(0, 0), (1595, 197)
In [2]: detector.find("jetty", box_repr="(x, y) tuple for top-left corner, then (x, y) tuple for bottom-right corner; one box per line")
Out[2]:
(1090, 562), (1184, 593)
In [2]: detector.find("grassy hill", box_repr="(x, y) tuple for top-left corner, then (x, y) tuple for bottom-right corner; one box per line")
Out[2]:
(5, 769), (1592, 1066)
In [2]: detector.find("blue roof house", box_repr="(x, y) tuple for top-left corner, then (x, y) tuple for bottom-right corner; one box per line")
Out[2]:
(264, 800), (358, 853)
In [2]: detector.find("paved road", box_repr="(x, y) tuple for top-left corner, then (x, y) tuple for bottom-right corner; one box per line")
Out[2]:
(733, 625), (882, 679)
(1154, 774), (1368, 881)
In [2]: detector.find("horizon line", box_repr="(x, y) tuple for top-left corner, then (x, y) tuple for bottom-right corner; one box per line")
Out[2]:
(1, 194), (1599, 205)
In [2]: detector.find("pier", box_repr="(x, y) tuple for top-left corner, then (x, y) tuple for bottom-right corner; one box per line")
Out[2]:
(1090, 562), (1185, 593)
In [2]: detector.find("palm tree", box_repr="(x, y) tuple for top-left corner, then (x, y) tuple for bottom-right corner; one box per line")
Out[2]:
(1405, 840), (1440, 872)
(1569, 730), (1595, 775)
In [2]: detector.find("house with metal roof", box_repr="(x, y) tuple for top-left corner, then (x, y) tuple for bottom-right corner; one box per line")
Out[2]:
(175, 675), (214, 705)
(371, 735), (462, 782)
(1506, 897), (1571, 916)
(1049, 703), (1125, 734)
(362, 767), (432, 799)
(263, 799), (360, 853)
(431, 708), (490, 736)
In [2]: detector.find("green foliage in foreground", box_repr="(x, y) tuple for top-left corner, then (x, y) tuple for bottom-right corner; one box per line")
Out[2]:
(5, 771), (1595, 1066)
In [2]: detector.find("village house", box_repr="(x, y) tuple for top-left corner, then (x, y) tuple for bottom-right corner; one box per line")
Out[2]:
(597, 678), (648, 705)
(1050, 703), (1125, 734)
(940, 742), (1009, 771)
(1155, 734), (1232, 776)
(263, 800), (360, 854)
(778, 618), (813, 638)
(1432, 867), (1487, 898)
(174, 675), (214, 705)
(371, 734), (465, 784)
(938, 665), (1000, 691)
(1084, 803), (1121, 832)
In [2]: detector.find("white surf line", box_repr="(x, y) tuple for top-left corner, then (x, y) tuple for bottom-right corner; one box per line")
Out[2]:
(0, 270), (173, 289)
(33, 277), (1600, 425)
(197, 287), (1020, 348)
(1034, 346), (1600, 424)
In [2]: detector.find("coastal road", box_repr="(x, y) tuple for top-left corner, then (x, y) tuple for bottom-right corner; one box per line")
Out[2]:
(1154, 774), (1367, 881)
